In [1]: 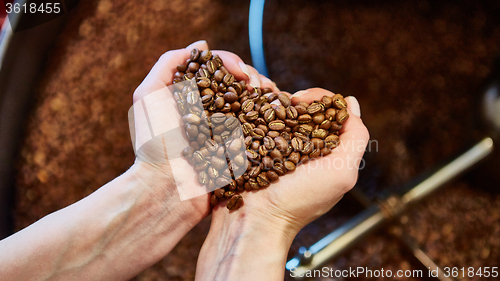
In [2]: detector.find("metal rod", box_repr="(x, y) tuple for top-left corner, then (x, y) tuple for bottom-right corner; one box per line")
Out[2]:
(286, 137), (494, 277)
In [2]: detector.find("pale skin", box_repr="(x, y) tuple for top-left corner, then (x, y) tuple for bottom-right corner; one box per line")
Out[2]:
(0, 40), (369, 281)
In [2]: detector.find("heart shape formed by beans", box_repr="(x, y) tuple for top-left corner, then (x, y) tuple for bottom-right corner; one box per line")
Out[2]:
(173, 48), (349, 210)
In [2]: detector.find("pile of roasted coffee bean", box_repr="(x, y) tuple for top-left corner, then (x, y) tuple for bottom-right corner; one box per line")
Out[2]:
(174, 48), (349, 210)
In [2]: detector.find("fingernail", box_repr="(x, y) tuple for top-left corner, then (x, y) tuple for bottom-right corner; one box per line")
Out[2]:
(239, 62), (250, 78)
(249, 74), (261, 88)
(292, 90), (309, 97)
(346, 96), (361, 117)
(186, 40), (207, 49)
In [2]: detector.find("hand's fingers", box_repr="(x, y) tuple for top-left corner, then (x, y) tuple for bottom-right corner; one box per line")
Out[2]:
(186, 40), (209, 50)
(246, 65), (262, 89)
(259, 74), (280, 92)
(289, 87), (326, 104)
(212, 50), (251, 82)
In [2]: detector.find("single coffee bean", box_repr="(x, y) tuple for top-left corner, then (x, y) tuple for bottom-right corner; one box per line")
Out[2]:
(248, 178), (260, 190)
(288, 151), (300, 164)
(259, 103), (272, 114)
(182, 146), (195, 158)
(273, 162), (287, 176)
(190, 48), (200, 61)
(224, 91), (238, 103)
(224, 116), (239, 131)
(199, 49), (212, 63)
(193, 151), (205, 164)
(227, 194), (243, 210)
(298, 114), (312, 124)
(245, 150), (261, 163)
(267, 131), (279, 138)
(325, 108), (336, 121)
(312, 128), (328, 139)
(257, 124), (269, 135)
(210, 156), (226, 170)
(241, 100), (254, 113)
(290, 137), (304, 152)
(268, 120), (286, 131)
(264, 108), (276, 123)
(274, 136), (288, 153)
(231, 82), (243, 94)
(213, 124), (226, 135)
(235, 175), (245, 187)
(322, 95), (333, 108)
(295, 104), (307, 115)
(293, 132), (308, 142)
(319, 119), (332, 130)
(228, 138), (243, 155)
(261, 155), (274, 170)
(211, 112), (226, 124)
(214, 188), (225, 199)
(333, 94), (347, 109)
(183, 72), (195, 81)
(309, 148), (321, 158)
(312, 113), (325, 124)
(250, 140), (260, 151)
(198, 171), (208, 185)
(257, 173), (270, 187)
(186, 91), (200, 105)
(249, 166), (261, 177)
(201, 95), (213, 105)
(269, 148), (283, 163)
(278, 93), (291, 107)
(204, 139), (218, 153)
(266, 170), (279, 182)
(299, 155), (309, 165)
(188, 62), (200, 73)
(251, 128), (265, 140)
(263, 136), (276, 150)
(298, 124), (313, 135)
(246, 110), (259, 121)
(213, 54), (223, 67)
(285, 106), (298, 119)
(330, 121), (343, 131)
(321, 146), (332, 156)
(241, 122), (253, 136)
(223, 74), (235, 86)
(185, 124), (198, 139)
(337, 108), (349, 124)
(213, 69), (224, 82)
(215, 177), (231, 188)
(283, 119), (298, 127)
(208, 166), (219, 179)
(177, 64), (187, 72)
(210, 194), (219, 206)
(224, 191), (235, 199)
(244, 135), (253, 147)
(307, 102), (324, 114)
(233, 153), (246, 167)
(325, 134), (340, 149)
(258, 144), (268, 156)
(201, 88), (215, 97)
(284, 161), (296, 171)
(199, 66), (210, 78)
(274, 105), (287, 120)
(302, 141), (313, 154)
(231, 101), (241, 112)
(267, 92), (278, 102)
(190, 141), (200, 151)
(311, 138), (325, 149)
(185, 113), (201, 125)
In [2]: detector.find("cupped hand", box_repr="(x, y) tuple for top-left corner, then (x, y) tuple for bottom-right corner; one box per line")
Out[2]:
(211, 88), (369, 234)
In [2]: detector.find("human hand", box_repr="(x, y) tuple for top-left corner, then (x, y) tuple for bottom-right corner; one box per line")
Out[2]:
(196, 89), (369, 281)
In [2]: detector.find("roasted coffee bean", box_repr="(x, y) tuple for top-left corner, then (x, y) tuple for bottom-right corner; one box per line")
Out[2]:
(284, 119), (299, 127)
(227, 194), (243, 210)
(213, 69), (224, 82)
(190, 48), (200, 61)
(274, 136), (288, 153)
(286, 106), (298, 119)
(231, 101), (241, 112)
(215, 177), (231, 188)
(199, 67), (210, 78)
(273, 162), (287, 176)
(262, 156), (274, 170)
(319, 119), (332, 130)
(198, 171), (208, 185)
(244, 135), (253, 147)
(183, 72), (195, 81)
(333, 94), (347, 109)
(217, 146), (226, 158)
(325, 108), (336, 121)
(291, 137), (304, 151)
(233, 154), (246, 167)
(257, 173), (270, 187)
(298, 124), (313, 135)
(213, 124), (226, 135)
(185, 124), (198, 139)
(231, 82), (243, 94)
(177, 64), (187, 72)
(263, 136), (275, 150)
(249, 166), (261, 177)
(293, 132), (308, 141)
(228, 138), (243, 154)
(201, 95), (213, 105)
(268, 120), (286, 131)
(174, 71), (184, 79)
(295, 104), (307, 115)
(235, 175), (245, 186)
(262, 87), (273, 94)
(251, 128), (265, 140)
(248, 178), (260, 190)
(288, 151), (300, 164)
(182, 146), (195, 158)
(284, 161), (296, 171)
(210, 194), (219, 206)
(269, 148), (283, 163)
(246, 110), (259, 121)
(267, 170), (279, 182)
(267, 93), (279, 102)
(312, 113), (325, 124)
(257, 124), (269, 135)
(193, 151), (205, 163)
(311, 138), (325, 149)
(298, 114), (312, 124)
(299, 155), (309, 165)
(245, 150), (261, 163)
(201, 88), (215, 97)
(307, 102), (324, 114)
(242, 122), (253, 136)
(205, 139), (218, 153)
(213, 54), (223, 67)
(190, 141), (200, 151)
(337, 108), (349, 124)
(274, 105), (287, 120)
(302, 141), (313, 154)
(241, 100), (254, 113)
(196, 77), (211, 88)
(312, 129), (328, 139)
(211, 112), (226, 124)
(223, 74), (235, 86)
(321, 147), (332, 156)
(210, 156), (226, 170)
(199, 49), (212, 63)
(186, 91), (200, 105)
(258, 145), (269, 157)
(331, 121), (343, 131)
(198, 123), (211, 136)
(185, 113), (201, 125)
(224, 91), (238, 103)
(259, 103), (272, 114)
(264, 108), (276, 123)
(208, 166), (219, 179)
(224, 117), (239, 131)
(267, 131), (280, 138)
(325, 134), (340, 149)
(309, 148), (321, 158)
(278, 93), (291, 107)
(322, 95), (333, 108)
(188, 62), (200, 73)
(195, 161), (209, 171)
(214, 188), (225, 199)
(224, 191), (235, 199)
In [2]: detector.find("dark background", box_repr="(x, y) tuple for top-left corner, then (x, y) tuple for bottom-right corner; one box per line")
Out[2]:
(8, 0), (500, 280)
